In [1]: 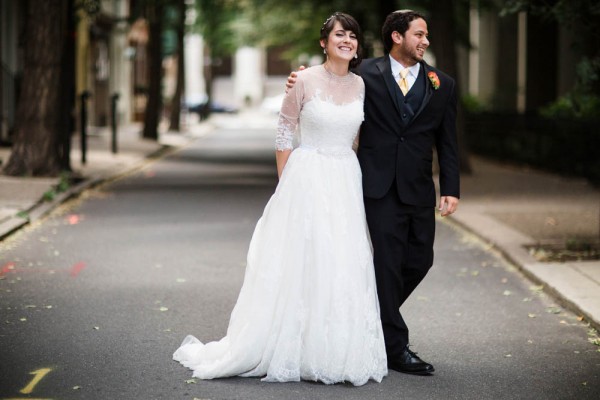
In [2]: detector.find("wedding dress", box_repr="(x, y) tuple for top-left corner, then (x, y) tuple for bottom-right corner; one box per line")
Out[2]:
(173, 64), (387, 386)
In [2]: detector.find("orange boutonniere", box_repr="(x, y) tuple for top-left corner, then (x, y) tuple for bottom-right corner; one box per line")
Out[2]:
(427, 71), (440, 90)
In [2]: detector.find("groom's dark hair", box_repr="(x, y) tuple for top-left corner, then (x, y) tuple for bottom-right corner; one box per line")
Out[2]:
(381, 10), (426, 53)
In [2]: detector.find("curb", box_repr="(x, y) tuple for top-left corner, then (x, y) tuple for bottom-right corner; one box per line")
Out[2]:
(447, 213), (600, 331)
(0, 143), (176, 243)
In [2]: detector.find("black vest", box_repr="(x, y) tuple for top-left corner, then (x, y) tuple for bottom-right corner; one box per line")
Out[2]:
(395, 67), (426, 128)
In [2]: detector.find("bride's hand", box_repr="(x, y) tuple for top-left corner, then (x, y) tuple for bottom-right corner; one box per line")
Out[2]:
(285, 65), (306, 92)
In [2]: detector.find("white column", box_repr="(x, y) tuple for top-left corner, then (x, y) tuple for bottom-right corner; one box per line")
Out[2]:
(184, 34), (206, 103)
(233, 47), (265, 108)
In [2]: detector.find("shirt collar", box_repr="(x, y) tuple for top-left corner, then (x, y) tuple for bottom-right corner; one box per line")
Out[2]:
(389, 54), (421, 79)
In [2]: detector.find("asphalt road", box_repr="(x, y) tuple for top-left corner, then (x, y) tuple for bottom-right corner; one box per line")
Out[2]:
(1, 126), (599, 400)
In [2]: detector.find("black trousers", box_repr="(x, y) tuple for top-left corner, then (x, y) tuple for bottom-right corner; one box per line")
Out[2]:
(364, 184), (435, 362)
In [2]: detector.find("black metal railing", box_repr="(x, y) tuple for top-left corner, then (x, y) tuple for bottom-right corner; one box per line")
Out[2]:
(465, 112), (600, 185)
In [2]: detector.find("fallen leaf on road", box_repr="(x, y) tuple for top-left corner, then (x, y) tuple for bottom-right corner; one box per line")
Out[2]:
(73, 386), (82, 390)
(522, 297), (532, 302)
(545, 217), (557, 226)
(546, 307), (562, 314)
(529, 285), (544, 292)
(528, 313), (537, 318)
(505, 354), (512, 358)
(19, 317), (27, 322)
(185, 379), (197, 384)
(588, 338), (600, 346)
(93, 326), (100, 330)
(176, 278), (186, 283)
(159, 307), (169, 312)
(503, 290), (512, 296)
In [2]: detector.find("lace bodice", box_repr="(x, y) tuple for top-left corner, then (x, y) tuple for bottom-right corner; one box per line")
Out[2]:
(276, 65), (364, 152)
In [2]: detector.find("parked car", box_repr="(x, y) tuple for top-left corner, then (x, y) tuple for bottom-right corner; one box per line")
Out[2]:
(185, 94), (238, 120)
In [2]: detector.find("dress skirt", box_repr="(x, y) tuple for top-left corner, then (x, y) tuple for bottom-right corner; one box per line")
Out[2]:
(173, 146), (388, 386)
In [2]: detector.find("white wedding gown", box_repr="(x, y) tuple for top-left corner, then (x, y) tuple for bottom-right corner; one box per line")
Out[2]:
(173, 64), (387, 386)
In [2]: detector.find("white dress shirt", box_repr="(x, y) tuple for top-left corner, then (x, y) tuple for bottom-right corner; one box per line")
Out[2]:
(389, 55), (421, 93)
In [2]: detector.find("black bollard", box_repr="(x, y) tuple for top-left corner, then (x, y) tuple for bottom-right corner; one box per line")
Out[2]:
(80, 91), (91, 164)
(111, 93), (120, 154)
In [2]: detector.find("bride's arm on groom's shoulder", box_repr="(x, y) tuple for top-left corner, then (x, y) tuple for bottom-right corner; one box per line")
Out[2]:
(285, 65), (306, 93)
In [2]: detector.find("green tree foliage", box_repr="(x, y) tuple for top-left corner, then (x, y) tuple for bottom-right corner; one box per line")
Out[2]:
(191, 0), (240, 57)
(231, 0), (384, 58)
(503, 0), (600, 118)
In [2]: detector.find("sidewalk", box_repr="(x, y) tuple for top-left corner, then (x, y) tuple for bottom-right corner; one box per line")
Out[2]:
(1, 112), (599, 331)
(450, 156), (600, 330)
(0, 117), (212, 241)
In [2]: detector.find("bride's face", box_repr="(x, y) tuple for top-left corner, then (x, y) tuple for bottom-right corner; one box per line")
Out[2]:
(321, 21), (358, 63)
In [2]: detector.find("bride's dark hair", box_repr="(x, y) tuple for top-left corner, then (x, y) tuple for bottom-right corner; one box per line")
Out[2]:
(320, 12), (363, 69)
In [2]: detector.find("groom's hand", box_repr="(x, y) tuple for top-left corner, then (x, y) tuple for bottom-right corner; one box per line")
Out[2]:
(438, 196), (459, 217)
(285, 65), (306, 93)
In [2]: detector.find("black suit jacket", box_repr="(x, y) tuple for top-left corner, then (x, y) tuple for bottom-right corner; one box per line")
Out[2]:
(356, 56), (460, 207)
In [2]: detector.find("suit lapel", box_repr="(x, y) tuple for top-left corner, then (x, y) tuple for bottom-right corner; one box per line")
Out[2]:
(410, 61), (433, 125)
(375, 57), (401, 115)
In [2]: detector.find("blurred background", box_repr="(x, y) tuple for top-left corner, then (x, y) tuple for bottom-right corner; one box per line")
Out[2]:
(0, 0), (599, 182)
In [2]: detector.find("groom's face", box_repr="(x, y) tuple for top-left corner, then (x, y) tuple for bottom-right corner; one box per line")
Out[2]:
(397, 18), (430, 63)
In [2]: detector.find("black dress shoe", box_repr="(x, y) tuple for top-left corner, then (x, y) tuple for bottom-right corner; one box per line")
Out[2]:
(388, 346), (435, 375)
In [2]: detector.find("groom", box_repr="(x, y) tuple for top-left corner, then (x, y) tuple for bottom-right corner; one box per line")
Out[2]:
(359, 9), (459, 375)
(288, 10), (460, 375)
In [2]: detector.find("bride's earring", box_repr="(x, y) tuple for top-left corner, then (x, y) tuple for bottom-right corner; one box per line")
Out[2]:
(354, 54), (358, 59)
(323, 48), (327, 55)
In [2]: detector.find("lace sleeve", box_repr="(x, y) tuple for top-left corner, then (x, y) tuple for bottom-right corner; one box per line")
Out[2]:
(276, 74), (304, 151)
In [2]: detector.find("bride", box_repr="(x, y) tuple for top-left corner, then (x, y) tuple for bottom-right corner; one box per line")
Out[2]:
(173, 12), (387, 386)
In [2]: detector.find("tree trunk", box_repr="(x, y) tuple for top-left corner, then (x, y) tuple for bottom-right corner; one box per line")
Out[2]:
(428, 0), (473, 174)
(169, 0), (185, 131)
(3, 0), (67, 176)
(143, 1), (164, 140)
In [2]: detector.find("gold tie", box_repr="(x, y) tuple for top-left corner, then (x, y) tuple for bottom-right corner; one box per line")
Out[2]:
(398, 68), (409, 95)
